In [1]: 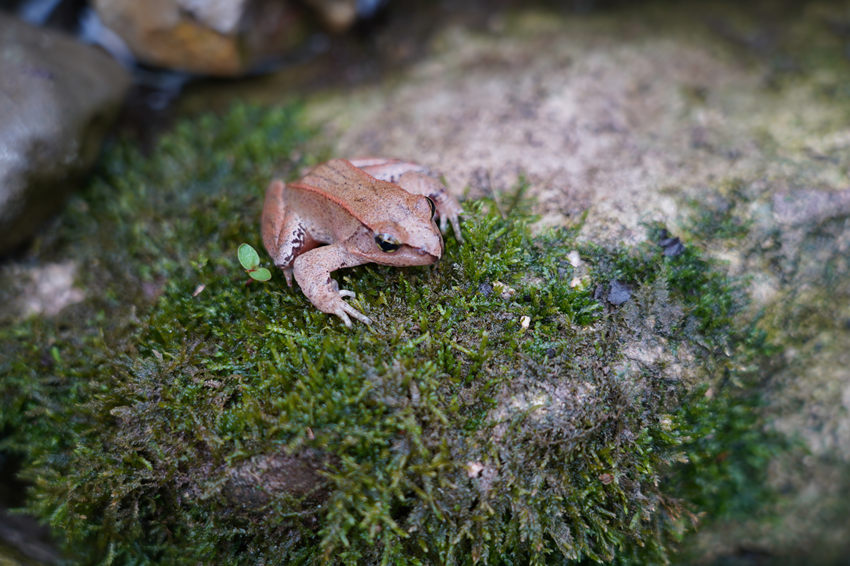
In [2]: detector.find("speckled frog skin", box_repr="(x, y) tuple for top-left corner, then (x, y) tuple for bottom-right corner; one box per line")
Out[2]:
(261, 158), (462, 326)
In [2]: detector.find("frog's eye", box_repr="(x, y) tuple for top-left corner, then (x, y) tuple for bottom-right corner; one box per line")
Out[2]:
(375, 233), (401, 253)
(426, 197), (437, 219)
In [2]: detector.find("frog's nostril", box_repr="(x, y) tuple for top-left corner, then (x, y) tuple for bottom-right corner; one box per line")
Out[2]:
(418, 244), (440, 259)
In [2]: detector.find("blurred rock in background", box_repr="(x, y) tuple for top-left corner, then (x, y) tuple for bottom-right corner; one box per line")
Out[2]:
(90, 0), (307, 75)
(88, 0), (386, 75)
(0, 13), (130, 255)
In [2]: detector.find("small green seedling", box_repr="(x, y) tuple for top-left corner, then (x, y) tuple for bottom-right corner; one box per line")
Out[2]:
(238, 243), (272, 282)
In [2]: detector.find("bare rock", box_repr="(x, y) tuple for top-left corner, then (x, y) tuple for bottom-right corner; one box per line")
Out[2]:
(225, 449), (332, 507)
(0, 14), (130, 255)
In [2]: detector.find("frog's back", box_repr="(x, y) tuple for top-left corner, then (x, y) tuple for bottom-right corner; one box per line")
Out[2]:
(288, 159), (418, 228)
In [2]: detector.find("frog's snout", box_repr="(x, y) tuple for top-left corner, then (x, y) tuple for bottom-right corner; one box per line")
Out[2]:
(419, 235), (443, 260)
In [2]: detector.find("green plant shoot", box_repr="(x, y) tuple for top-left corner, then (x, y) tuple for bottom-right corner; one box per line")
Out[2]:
(238, 243), (272, 282)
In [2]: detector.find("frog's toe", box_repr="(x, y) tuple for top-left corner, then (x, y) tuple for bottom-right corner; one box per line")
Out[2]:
(336, 309), (352, 327)
(334, 290), (371, 326)
(442, 214), (463, 243)
(449, 214), (463, 243)
(438, 213), (463, 243)
(336, 301), (371, 326)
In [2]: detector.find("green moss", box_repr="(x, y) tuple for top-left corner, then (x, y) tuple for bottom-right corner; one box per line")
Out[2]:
(682, 180), (753, 243)
(0, 104), (782, 564)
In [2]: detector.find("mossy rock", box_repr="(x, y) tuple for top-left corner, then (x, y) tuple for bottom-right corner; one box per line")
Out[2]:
(0, 104), (781, 564)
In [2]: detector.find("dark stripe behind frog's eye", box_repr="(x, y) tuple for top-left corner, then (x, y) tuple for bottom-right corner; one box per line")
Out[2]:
(426, 197), (436, 219)
(375, 233), (401, 252)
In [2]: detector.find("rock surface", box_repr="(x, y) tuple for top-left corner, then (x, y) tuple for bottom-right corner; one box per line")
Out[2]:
(0, 14), (130, 255)
(294, 3), (850, 562)
(90, 0), (392, 75)
(3, 1), (850, 563)
(92, 0), (307, 75)
(302, 0), (359, 31)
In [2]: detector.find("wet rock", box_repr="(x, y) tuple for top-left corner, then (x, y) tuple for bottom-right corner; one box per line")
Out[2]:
(0, 14), (130, 255)
(92, 0), (309, 76)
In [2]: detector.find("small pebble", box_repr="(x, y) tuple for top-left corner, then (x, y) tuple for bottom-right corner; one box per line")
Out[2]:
(657, 229), (685, 256)
(466, 461), (484, 478)
(493, 280), (516, 299)
(607, 280), (632, 305)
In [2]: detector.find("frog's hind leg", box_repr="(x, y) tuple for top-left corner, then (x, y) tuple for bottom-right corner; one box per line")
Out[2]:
(348, 158), (428, 184)
(262, 180), (314, 286)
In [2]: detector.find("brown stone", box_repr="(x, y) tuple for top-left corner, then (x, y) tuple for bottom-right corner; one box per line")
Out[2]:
(93, 0), (308, 76)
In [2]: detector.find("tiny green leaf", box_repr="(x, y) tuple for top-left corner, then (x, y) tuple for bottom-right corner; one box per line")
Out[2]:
(238, 243), (260, 270)
(249, 267), (272, 282)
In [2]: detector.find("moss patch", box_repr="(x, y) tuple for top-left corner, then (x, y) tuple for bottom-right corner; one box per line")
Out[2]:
(1, 104), (782, 564)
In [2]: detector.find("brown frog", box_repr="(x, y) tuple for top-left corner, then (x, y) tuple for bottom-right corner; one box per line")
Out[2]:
(261, 158), (462, 326)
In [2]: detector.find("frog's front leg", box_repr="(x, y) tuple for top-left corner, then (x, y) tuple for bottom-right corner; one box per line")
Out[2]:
(292, 244), (371, 327)
(349, 158), (463, 242)
(262, 180), (320, 286)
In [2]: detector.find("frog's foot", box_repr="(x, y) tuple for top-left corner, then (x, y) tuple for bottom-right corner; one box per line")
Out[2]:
(434, 197), (463, 243)
(333, 290), (372, 327)
(292, 245), (371, 327)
